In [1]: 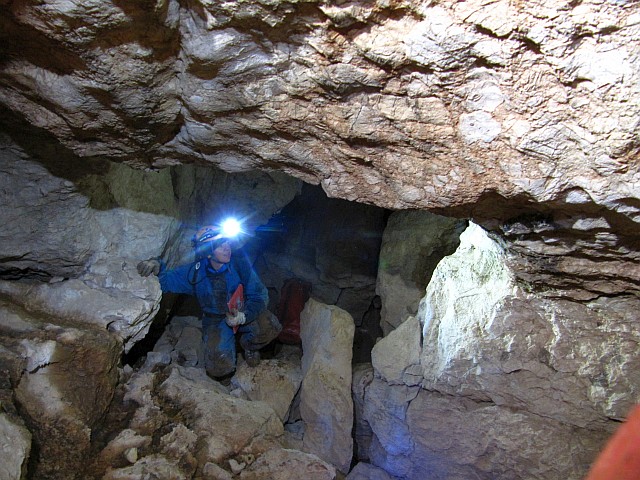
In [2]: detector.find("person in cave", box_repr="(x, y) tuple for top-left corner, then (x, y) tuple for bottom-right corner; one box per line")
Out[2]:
(136, 223), (282, 383)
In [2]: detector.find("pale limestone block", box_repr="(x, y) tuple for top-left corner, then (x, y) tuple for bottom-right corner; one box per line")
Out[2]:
(300, 299), (354, 474)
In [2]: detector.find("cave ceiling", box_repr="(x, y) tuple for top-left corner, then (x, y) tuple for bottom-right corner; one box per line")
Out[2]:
(0, 0), (639, 298)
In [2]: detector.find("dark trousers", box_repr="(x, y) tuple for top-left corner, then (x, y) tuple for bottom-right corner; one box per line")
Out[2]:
(202, 310), (282, 378)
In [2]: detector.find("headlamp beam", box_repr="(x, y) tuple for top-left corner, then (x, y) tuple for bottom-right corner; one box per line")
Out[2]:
(220, 218), (241, 238)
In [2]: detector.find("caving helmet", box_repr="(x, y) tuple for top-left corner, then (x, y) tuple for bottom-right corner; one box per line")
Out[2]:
(192, 218), (242, 259)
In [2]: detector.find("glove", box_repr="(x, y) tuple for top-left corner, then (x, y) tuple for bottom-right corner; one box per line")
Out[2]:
(137, 259), (161, 277)
(225, 311), (246, 328)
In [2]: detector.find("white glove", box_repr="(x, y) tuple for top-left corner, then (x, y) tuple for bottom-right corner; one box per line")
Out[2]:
(226, 311), (246, 328)
(137, 259), (161, 277)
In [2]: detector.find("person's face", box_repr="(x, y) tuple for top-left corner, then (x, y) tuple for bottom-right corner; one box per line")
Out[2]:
(211, 240), (232, 264)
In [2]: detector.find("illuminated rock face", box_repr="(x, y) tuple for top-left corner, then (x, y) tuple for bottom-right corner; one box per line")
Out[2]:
(0, 1), (639, 479)
(368, 223), (640, 479)
(376, 210), (466, 335)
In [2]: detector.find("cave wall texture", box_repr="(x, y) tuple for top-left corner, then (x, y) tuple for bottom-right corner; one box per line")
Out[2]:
(0, 1), (639, 479)
(1, 0), (638, 298)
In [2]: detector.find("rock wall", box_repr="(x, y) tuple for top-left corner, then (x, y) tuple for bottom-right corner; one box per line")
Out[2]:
(1, 2), (638, 245)
(1, 296), (122, 479)
(1, 0), (636, 308)
(0, 135), (300, 479)
(376, 210), (466, 335)
(366, 222), (640, 479)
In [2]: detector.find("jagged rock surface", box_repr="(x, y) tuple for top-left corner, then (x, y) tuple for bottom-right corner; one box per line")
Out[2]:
(365, 223), (639, 480)
(0, 297), (122, 479)
(81, 327), (341, 480)
(1, 0), (638, 299)
(375, 210), (466, 335)
(346, 462), (397, 480)
(0, 409), (31, 480)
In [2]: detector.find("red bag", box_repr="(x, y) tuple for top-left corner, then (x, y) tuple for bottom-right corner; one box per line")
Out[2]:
(228, 284), (244, 333)
(276, 278), (311, 344)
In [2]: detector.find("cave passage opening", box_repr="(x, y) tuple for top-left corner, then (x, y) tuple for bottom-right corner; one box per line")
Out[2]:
(122, 163), (468, 392)
(124, 181), (393, 368)
(111, 167), (468, 477)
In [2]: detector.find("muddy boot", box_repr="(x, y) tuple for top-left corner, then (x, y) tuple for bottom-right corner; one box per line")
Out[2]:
(244, 349), (261, 367)
(215, 373), (234, 387)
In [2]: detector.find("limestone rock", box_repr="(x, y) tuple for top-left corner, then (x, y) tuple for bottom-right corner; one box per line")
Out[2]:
(0, 413), (31, 480)
(90, 359), (343, 479)
(371, 315), (421, 386)
(203, 462), (234, 480)
(152, 315), (205, 368)
(0, 259), (162, 353)
(240, 449), (336, 480)
(418, 222), (516, 387)
(0, 299), (121, 479)
(239, 448), (336, 480)
(376, 210), (465, 334)
(0, 2), (639, 480)
(102, 454), (189, 480)
(96, 429), (152, 468)
(0, 143), (303, 359)
(0, 139), (96, 279)
(145, 315), (303, 424)
(2, 1), (637, 299)
(362, 378), (420, 461)
(419, 223), (640, 427)
(232, 358), (303, 423)
(368, 387), (607, 480)
(364, 222), (639, 479)
(299, 299), (355, 474)
(157, 366), (284, 464)
(0, 137), (179, 278)
(352, 364), (374, 463)
(149, 317), (305, 423)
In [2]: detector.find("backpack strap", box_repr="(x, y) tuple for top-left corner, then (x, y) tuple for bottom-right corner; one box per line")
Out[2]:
(191, 260), (202, 298)
(231, 248), (253, 287)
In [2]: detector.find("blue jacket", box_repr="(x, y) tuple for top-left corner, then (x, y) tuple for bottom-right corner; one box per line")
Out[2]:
(158, 254), (268, 324)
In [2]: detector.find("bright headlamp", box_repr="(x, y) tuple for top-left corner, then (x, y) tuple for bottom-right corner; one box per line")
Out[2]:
(220, 218), (242, 238)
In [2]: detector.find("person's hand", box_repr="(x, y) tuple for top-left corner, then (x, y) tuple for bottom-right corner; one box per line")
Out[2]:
(137, 259), (160, 277)
(226, 311), (246, 328)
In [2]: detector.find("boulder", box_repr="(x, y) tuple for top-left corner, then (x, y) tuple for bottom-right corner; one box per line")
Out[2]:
(239, 448), (336, 480)
(157, 366), (284, 464)
(232, 358), (303, 423)
(299, 299), (355, 474)
(0, 298), (121, 479)
(364, 222), (638, 479)
(346, 462), (397, 480)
